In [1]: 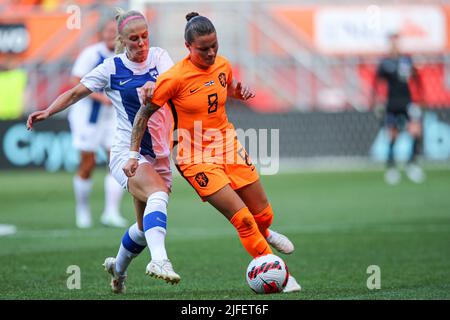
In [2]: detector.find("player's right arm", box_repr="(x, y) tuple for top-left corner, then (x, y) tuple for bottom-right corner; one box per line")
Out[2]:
(70, 46), (111, 106)
(28, 56), (110, 130)
(26, 83), (92, 130)
(71, 76), (111, 106)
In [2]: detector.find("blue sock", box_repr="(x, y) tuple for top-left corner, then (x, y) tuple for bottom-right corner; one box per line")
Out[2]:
(115, 223), (146, 274)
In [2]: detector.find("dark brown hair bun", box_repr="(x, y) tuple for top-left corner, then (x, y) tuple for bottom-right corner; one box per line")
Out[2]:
(186, 12), (199, 22)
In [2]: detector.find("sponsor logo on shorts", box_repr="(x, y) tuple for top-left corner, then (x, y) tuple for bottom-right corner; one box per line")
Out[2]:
(195, 172), (209, 187)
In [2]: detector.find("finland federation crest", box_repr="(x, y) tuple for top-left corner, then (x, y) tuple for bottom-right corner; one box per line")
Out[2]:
(149, 67), (159, 80)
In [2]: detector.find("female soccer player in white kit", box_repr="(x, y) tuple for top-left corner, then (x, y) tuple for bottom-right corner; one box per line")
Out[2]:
(27, 9), (180, 293)
(69, 18), (128, 229)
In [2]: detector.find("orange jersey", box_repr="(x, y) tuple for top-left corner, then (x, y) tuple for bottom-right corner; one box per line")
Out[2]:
(152, 55), (236, 164)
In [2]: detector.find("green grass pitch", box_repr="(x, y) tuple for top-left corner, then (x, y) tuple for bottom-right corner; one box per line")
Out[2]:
(1, 168), (449, 300)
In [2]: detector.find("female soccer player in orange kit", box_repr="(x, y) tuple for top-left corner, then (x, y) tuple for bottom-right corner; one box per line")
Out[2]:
(123, 12), (301, 293)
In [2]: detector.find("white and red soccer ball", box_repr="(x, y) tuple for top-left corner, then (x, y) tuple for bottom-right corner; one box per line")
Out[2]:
(246, 254), (289, 294)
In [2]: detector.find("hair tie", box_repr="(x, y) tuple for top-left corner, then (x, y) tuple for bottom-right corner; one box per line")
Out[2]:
(119, 15), (145, 33)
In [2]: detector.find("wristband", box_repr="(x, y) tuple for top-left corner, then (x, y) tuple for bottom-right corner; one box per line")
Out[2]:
(129, 151), (140, 160)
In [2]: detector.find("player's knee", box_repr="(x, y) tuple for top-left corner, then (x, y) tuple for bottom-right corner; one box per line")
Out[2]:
(408, 123), (422, 137)
(78, 154), (96, 178)
(78, 164), (94, 179)
(250, 192), (269, 213)
(230, 207), (258, 237)
(389, 129), (398, 139)
(144, 186), (169, 201)
(253, 204), (273, 230)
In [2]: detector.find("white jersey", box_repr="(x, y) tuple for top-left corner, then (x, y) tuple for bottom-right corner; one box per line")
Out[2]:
(81, 47), (174, 159)
(68, 42), (116, 151)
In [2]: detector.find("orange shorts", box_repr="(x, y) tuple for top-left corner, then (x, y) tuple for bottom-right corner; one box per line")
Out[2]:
(176, 147), (259, 200)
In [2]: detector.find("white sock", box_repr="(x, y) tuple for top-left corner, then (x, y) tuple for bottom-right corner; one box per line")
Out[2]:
(73, 175), (92, 217)
(143, 191), (169, 261)
(103, 173), (124, 217)
(115, 223), (146, 275)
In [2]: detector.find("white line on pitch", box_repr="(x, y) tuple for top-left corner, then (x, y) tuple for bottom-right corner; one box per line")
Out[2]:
(0, 224), (17, 237)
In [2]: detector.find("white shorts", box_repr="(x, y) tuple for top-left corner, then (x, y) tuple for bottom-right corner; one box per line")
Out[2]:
(109, 149), (172, 191)
(68, 102), (116, 152)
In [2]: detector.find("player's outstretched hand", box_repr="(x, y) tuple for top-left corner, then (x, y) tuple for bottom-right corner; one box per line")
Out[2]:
(235, 82), (255, 101)
(139, 81), (155, 106)
(26, 110), (50, 130)
(123, 158), (139, 178)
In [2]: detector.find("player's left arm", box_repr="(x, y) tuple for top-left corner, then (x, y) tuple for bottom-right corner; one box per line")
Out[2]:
(227, 79), (255, 101)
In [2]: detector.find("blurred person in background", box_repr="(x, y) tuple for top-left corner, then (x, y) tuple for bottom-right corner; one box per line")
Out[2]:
(372, 32), (425, 185)
(68, 18), (127, 228)
(27, 8), (180, 294)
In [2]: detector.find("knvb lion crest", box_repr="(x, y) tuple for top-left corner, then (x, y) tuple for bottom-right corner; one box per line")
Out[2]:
(218, 72), (227, 87)
(195, 172), (209, 187)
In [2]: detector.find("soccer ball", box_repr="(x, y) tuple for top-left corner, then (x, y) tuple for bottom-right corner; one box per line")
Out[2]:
(246, 254), (289, 294)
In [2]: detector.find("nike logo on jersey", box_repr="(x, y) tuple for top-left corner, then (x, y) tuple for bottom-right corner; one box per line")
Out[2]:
(190, 87), (200, 94)
(119, 79), (133, 86)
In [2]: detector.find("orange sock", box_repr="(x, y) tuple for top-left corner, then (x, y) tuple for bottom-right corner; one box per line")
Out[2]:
(230, 207), (272, 258)
(252, 204), (273, 238)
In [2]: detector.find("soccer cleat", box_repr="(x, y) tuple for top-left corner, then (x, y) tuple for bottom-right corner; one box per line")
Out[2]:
(146, 259), (181, 284)
(283, 275), (301, 293)
(406, 164), (425, 184)
(384, 168), (401, 185)
(103, 257), (127, 294)
(266, 229), (295, 254)
(100, 214), (128, 228)
(76, 211), (92, 229)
